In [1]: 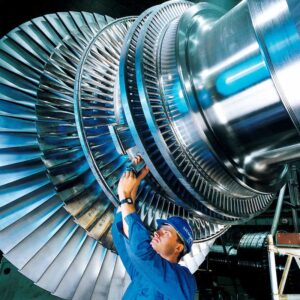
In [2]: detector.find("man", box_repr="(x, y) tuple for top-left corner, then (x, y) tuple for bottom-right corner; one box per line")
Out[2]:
(112, 156), (197, 299)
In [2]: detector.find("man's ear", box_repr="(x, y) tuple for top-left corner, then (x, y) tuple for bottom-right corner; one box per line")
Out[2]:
(176, 242), (184, 254)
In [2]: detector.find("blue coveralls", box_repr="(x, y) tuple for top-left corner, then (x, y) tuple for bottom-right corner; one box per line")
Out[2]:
(112, 210), (197, 300)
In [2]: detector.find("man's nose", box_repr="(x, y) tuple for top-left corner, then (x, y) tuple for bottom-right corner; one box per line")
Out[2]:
(154, 231), (160, 238)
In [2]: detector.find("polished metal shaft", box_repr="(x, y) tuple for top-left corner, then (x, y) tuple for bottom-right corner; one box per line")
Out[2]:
(177, 0), (300, 194)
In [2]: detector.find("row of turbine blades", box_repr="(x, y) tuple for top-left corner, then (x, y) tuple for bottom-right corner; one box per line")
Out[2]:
(0, 7), (225, 299)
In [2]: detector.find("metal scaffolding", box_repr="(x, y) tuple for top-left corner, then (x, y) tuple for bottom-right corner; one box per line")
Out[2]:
(267, 234), (300, 300)
(268, 166), (300, 300)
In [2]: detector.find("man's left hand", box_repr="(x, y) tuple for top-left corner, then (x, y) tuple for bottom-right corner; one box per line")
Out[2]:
(118, 156), (149, 202)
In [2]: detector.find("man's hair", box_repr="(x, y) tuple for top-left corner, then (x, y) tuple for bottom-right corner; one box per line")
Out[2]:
(176, 234), (185, 262)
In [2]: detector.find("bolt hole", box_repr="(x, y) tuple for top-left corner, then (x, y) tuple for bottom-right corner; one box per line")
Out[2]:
(3, 268), (11, 275)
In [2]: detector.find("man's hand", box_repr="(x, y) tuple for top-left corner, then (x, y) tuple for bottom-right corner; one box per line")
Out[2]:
(118, 155), (149, 201)
(117, 155), (149, 237)
(118, 170), (139, 200)
(130, 155), (149, 201)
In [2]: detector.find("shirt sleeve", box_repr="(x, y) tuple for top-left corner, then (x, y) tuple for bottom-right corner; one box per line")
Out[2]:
(124, 212), (196, 300)
(111, 209), (138, 279)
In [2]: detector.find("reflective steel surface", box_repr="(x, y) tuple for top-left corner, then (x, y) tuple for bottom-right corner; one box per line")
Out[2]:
(0, 0), (300, 298)
(177, 0), (300, 195)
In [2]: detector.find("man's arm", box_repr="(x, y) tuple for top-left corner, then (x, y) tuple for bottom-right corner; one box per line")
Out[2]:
(117, 170), (136, 237)
(117, 156), (149, 237)
(111, 209), (138, 279)
(111, 156), (149, 278)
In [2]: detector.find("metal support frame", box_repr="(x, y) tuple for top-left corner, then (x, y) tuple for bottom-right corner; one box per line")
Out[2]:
(287, 166), (300, 232)
(271, 184), (287, 236)
(267, 235), (300, 300)
(268, 165), (300, 299)
(268, 235), (280, 300)
(278, 255), (293, 295)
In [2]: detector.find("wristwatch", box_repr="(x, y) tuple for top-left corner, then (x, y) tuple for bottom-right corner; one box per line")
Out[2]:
(120, 197), (133, 205)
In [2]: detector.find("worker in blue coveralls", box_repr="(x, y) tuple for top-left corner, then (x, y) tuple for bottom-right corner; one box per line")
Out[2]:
(112, 155), (197, 300)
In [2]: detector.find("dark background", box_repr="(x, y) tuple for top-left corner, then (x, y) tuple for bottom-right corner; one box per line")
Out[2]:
(0, 0), (240, 38)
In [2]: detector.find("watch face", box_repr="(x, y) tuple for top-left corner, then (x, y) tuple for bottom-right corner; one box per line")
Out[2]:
(120, 198), (133, 205)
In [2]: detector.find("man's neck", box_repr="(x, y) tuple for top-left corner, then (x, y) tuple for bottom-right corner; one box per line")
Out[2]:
(159, 253), (178, 264)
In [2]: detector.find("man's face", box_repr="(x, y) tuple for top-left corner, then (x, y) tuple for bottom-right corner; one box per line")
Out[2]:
(150, 224), (184, 258)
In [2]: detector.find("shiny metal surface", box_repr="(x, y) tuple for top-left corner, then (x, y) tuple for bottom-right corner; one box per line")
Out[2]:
(1, 0), (300, 298)
(36, 12), (225, 243)
(121, 1), (246, 222)
(145, 2), (273, 218)
(249, 0), (300, 134)
(0, 12), (130, 299)
(178, 0), (300, 195)
(36, 17), (136, 247)
(0, 5), (226, 299)
(74, 17), (136, 207)
(120, 4), (184, 203)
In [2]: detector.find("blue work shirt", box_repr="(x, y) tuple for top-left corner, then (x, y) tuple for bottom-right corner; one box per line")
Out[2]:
(112, 210), (197, 300)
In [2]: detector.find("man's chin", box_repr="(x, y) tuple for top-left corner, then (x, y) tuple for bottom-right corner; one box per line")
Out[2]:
(150, 241), (158, 251)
